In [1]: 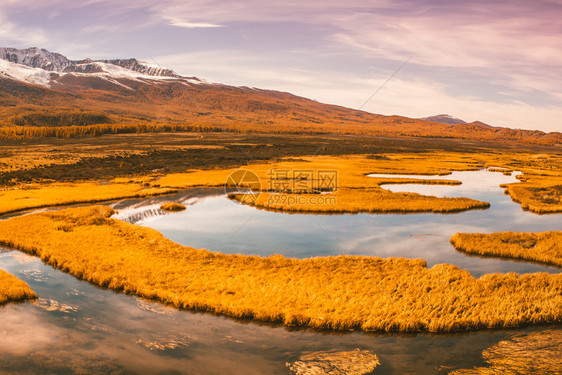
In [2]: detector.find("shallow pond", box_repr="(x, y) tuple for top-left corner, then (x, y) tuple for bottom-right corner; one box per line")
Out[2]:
(0, 169), (560, 374)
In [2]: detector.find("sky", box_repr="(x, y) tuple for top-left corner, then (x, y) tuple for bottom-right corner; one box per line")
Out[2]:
(1, 0), (561, 132)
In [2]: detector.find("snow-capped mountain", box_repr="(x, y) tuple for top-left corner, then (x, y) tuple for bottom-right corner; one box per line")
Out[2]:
(0, 47), (190, 88)
(0, 58), (52, 87)
(64, 58), (180, 78)
(92, 59), (179, 77)
(0, 47), (73, 72)
(0, 47), (559, 146)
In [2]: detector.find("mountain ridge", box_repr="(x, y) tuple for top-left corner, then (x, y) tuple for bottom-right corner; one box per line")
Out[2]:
(0, 47), (72, 72)
(0, 47), (181, 79)
(0, 47), (560, 146)
(422, 115), (501, 130)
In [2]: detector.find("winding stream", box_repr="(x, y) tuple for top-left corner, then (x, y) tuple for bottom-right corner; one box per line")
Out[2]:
(112, 170), (560, 276)
(0, 169), (560, 374)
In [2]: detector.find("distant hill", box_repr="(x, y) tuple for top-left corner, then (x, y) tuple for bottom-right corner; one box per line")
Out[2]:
(468, 121), (497, 129)
(421, 114), (467, 125)
(0, 47), (560, 146)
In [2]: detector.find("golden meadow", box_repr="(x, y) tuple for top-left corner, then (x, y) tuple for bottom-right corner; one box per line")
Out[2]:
(0, 206), (560, 332)
(0, 151), (560, 327)
(0, 152), (560, 216)
(143, 152), (562, 214)
(451, 231), (562, 268)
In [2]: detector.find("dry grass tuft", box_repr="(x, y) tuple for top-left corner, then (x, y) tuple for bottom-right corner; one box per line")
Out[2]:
(286, 349), (380, 375)
(0, 206), (560, 332)
(487, 167), (512, 173)
(0, 182), (174, 216)
(0, 269), (37, 305)
(450, 329), (562, 374)
(451, 231), (562, 267)
(160, 202), (186, 212)
(505, 180), (562, 214)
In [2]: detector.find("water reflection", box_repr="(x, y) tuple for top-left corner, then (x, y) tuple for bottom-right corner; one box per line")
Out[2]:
(114, 188), (224, 224)
(1, 248), (559, 374)
(1, 170), (560, 374)
(111, 171), (561, 277)
(369, 169), (521, 198)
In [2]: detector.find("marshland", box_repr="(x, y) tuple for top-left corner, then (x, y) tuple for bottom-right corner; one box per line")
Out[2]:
(2, 0), (562, 371)
(0, 132), (561, 374)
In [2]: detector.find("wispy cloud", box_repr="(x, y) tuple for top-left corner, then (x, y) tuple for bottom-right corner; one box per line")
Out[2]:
(168, 20), (223, 28)
(0, 15), (48, 46)
(165, 16), (223, 29)
(329, 1), (562, 99)
(0, 0), (560, 132)
(158, 49), (562, 132)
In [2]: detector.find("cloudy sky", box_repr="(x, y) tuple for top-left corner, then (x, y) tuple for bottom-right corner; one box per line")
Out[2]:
(1, 0), (561, 132)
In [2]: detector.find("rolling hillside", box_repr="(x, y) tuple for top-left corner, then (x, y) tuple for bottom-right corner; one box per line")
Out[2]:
(0, 47), (560, 146)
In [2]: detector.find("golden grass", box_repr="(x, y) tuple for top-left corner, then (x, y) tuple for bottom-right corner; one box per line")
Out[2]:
(160, 202), (186, 212)
(450, 329), (562, 374)
(0, 182), (174, 216)
(0, 269), (37, 305)
(0, 206), (560, 332)
(234, 187), (489, 214)
(1, 151), (560, 216)
(286, 349), (380, 375)
(487, 167), (512, 173)
(487, 167), (513, 176)
(488, 154), (562, 213)
(504, 176), (562, 214)
(156, 170), (232, 189)
(155, 154), (483, 190)
(153, 152), (562, 214)
(157, 154), (490, 214)
(0, 149), (83, 175)
(451, 231), (562, 267)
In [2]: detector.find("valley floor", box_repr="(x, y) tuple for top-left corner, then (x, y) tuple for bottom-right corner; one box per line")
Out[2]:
(0, 205), (560, 332)
(0, 132), (560, 336)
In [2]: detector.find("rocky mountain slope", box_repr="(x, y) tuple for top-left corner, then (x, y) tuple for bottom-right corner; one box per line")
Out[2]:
(0, 47), (179, 78)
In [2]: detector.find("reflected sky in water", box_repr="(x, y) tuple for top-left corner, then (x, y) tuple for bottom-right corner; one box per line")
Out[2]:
(1, 169), (561, 373)
(112, 170), (561, 277)
(1, 249), (558, 374)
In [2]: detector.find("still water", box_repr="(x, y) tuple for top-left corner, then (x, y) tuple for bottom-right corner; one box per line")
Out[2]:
(112, 170), (561, 276)
(0, 169), (560, 374)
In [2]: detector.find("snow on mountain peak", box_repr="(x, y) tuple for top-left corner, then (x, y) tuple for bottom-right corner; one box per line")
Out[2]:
(0, 47), (73, 72)
(102, 59), (179, 78)
(0, 47), (183, 86)
(72, 61), (175, 80)
(0, 58), (52, 87)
